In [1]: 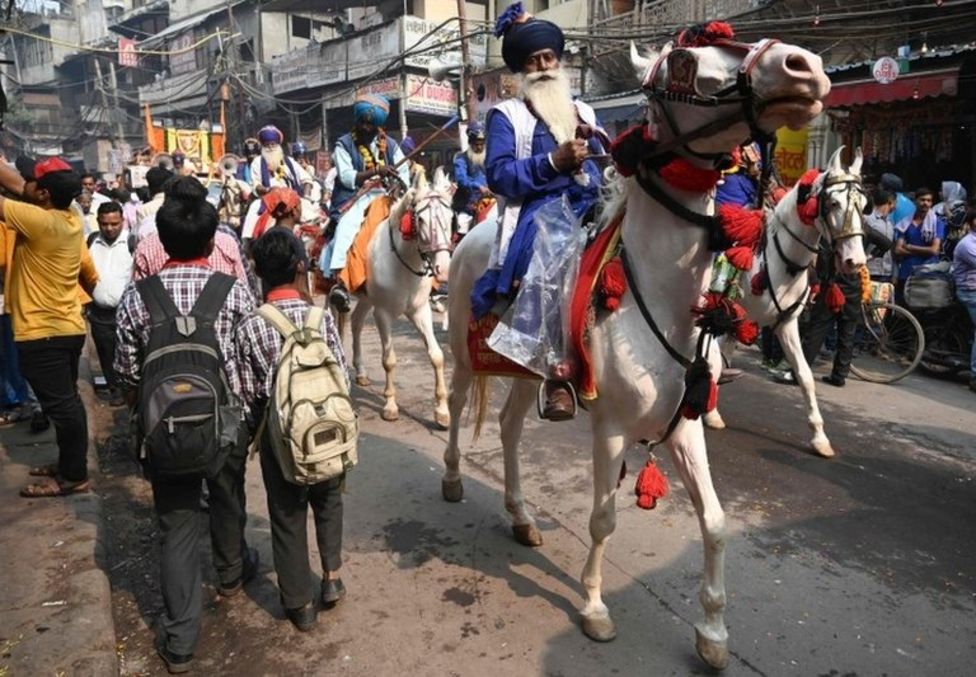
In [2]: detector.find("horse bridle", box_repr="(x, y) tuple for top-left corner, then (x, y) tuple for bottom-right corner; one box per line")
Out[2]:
(642, 38), (780, 165)
(389, 191), (454, 277)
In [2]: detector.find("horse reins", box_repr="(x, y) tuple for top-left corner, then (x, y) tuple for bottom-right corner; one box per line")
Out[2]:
(389, 192), (453, 278)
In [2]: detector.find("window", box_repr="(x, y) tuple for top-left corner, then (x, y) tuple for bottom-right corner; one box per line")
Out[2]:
(292, 15), (312, 40)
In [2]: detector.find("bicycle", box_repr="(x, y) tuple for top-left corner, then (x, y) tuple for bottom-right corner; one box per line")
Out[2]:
(849, 301), (925, 383)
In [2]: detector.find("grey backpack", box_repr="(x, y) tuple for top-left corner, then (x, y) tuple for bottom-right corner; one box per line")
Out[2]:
(256, 303), (358, 485)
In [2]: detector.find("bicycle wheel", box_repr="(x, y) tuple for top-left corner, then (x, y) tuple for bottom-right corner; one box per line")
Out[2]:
(850, 303), (925, 383)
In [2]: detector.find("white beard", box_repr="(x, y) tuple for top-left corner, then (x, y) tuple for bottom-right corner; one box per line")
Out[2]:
(466, 148), (486, 169)
(521, 69), (577, 143)
(262, 144), (284, 173)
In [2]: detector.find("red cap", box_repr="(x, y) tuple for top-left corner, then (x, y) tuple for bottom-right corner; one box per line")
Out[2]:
(33, 157), (73, 180)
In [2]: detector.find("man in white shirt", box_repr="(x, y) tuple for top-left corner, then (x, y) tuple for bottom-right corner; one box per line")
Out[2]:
(132, 166), (174, 251)
(81, 171), (111, 209)
(87, 201), (133, 406)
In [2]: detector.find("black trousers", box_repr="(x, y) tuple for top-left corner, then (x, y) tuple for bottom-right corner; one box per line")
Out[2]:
(259, 437), (343, 610)
(801, 283), (861, 379)
(87, 304), (120, 391)
(150, 439), (249, 656)
(17, 334), (88, 482)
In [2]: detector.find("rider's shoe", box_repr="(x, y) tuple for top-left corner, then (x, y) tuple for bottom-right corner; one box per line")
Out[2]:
(541, 380), (575, 422)
(821, 373), (846, 388)
(328, 282), (351, 313)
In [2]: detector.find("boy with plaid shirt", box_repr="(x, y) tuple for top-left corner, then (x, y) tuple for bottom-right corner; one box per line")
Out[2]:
(114, 178), (258, 674)
(236, 228), (348, 632)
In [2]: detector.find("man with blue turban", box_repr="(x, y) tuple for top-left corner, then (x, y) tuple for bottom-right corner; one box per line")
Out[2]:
(472, 2), (606, 421)
(248, 125), (303, 195)
(320, 94), (409, 311)
(452, 121), (491, 235)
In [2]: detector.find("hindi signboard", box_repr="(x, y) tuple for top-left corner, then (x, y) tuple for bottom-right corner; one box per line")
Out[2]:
(404, 74), (457, 116)
(118, 38), (138, 67)
(773, 126), (810, 187)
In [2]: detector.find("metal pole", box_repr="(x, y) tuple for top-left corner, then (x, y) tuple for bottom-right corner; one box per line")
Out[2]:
(455, 0), (477, 150)
(107, 60), (126, 143)
(92, 57), (115, 146)
(399, 72), (408, 141)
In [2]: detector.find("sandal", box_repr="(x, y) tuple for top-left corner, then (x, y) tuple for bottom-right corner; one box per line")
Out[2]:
(28, 463), (59, 477)
(20, 477), (92, 498)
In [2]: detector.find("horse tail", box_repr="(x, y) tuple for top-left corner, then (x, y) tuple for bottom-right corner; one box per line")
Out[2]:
(470, 374), (490, 441)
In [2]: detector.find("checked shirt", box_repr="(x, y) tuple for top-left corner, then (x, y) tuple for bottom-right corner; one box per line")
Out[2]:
(114, 264), (255, 393)
(236, 298), (347, 429)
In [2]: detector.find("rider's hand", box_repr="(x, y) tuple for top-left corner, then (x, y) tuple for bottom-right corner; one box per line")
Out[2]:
(479, 186), (493, 196)
(551, 139), (588, 173)
(379, 165), (399, 178)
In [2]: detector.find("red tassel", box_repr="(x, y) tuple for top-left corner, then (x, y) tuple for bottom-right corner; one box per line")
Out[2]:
(658, 158), (720, 192)
(736, 320), (759, 345)
(635, 459), (670, 510)
(797, 197), (819, 226)
(399, 211), (415, 240)
(770, 186), (788, 205)
(826, 282), (846, 314)
(797, 168), (821, 189)
(725, 245), (754, 271)
(599, 258), (627, 311)
(718, 204), (763, 247)
(751, 270), (766, 296)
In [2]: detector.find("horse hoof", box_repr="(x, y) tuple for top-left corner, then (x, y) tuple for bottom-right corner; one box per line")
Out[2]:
(381, 408), (399, 422)
(703, 411), (726, 430)
(434, 410), (450, 430)
(581, 613), (617, 642)
(355, 374), (370, 387)
(811, 439), (836, 458)
(442, 478), (463, 503)
(695, 627), (729, 670)
(512, 524), (543, 547)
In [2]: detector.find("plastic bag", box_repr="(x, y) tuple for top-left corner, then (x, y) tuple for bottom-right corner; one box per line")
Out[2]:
(488, 196), (587, 377)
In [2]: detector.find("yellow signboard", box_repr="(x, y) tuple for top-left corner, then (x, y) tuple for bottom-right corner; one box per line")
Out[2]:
(774, 127), (809, 187)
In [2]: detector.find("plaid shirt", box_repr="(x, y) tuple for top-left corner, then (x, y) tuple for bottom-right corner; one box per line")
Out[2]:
(114, 265), (256, 394)
(236, 298), (347, 428)
(132, 229), (249, 284)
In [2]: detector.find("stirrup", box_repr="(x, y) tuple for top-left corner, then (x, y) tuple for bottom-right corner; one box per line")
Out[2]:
(537, 380), (578, 420)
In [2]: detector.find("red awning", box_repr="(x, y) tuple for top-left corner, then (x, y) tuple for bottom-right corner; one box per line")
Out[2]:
(826, 69), (959, 107)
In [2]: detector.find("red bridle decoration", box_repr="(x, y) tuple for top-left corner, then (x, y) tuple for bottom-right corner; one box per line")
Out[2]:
(796, 168), (821, 226)
(675, 21), (736, 47)
(399, 210), (415, 240)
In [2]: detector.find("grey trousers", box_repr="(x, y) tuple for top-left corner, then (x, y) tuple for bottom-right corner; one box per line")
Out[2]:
(259, 439), (343, 610)
(150, 440), (249, 655)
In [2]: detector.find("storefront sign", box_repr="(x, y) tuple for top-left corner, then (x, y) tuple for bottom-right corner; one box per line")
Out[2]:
(773, 126), (810, 187)
(118, 38), (138, 67)
(872, 57), (900, 84)
(356, 75), (402, 100)
(349, 22), (402, 79)
(169, 32), (197, 75)
(404, 74), (457, 116)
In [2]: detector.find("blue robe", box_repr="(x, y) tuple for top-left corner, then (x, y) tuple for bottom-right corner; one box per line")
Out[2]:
(453, 152), (488, 214)
(471, 107), (603, 317)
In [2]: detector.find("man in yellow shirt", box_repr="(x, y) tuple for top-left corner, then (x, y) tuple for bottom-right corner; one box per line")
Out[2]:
(0, 157), (94, 497)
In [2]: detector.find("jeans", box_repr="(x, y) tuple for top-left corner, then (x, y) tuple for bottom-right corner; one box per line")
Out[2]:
(801, 281), (861, 379)
(956, 288), (976, 377)
(87, 305), (120, 391)
(17, 335), (88, 482)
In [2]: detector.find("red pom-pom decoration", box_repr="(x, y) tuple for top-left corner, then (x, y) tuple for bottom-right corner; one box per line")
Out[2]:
(719, 204), (763, 247)
(751, 270), (766, 296)
(598, 257), (627, 312)
(736, 320), (760, 345)
(725, 245), (754, 271)
(399, 211), (415, 240)
(634, 459), (670, 510)
(658, 157), (721, 192)
(826, 282), (846, 314)
(797, 197), (819, 226)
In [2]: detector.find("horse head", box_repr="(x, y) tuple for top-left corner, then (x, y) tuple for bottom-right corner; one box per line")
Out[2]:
(631, 27), (830, 159)
(407, 165), (453, 283)
(815, 146), (868, 274)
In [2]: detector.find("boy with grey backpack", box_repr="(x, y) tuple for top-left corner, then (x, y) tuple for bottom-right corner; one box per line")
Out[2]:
(236, 229), (355, 632)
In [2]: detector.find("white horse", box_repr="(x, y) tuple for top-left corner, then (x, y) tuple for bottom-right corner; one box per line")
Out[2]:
(440, 36), (842, 669)
(348, 168), (454, 428)
(704, 147), (869, 459)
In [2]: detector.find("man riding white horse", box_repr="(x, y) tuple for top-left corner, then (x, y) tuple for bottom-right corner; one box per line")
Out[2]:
(472, 2), (607, 421)
(324, 94), (409, 312)
(452, 122), (492, 236)
(248, 125), (304, 196)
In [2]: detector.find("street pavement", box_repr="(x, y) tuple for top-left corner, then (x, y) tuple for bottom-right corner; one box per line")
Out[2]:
(3, 309), (975, 676)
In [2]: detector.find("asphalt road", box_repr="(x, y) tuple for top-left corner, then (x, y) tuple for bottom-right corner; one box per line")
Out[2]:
(98, 309), (976, 676)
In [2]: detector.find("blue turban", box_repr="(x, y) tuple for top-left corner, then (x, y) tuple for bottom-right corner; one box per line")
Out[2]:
(467, 121), (485, 140)
(257, 125), (283, 145)
(353, 94), (390, 127)
(400, 136), (417, 155)
(495, 2), (564, 73)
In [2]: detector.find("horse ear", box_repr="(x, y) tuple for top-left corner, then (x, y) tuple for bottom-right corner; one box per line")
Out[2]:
(432, 166), (449, 191)
(850, 147), (863, 176)
(630, 42), (653, 81)
(412, 166), (429, 192)
(826, 146), (845, 174)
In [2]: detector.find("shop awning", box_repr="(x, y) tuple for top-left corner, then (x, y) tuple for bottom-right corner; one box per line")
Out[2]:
(826, 68), (959, 107)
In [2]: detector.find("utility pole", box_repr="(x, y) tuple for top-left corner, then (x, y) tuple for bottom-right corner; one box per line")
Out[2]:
(107, 60), (126, 143)
(92, 57), (115, 145)
(455, 0), (478, 149)
(225, 1), (247, 149)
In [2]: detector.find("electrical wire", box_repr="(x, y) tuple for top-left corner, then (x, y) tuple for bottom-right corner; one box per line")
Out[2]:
(0, 24), (232, 56)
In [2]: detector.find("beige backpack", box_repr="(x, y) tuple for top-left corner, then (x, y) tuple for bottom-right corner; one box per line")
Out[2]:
(255, 303), (358, 485)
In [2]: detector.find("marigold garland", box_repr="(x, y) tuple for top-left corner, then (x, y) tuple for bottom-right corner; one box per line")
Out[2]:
(353, 128), (388, 171)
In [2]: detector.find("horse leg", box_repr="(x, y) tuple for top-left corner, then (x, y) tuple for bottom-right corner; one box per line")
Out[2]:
(776, 318), (834, 457)
(350, 296), (373, 387)
(703, 338), (726, 430)
(666, 421), (729, 670)
(579, 428), (626, 643)
(441, 360), (473, 503)
(373, 307), (399, 421)
(501, 380), (543, 547)
(407, 304), (450, 430)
